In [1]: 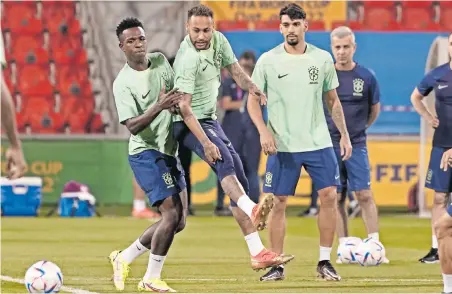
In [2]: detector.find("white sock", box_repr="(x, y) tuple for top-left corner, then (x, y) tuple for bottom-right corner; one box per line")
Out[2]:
(443, 273), (452, 293)
(319, 246), (332, 261)
(432, 235), (439, 249)
(244, 232), (265, 256)
(368, 232), (379, 241)
(237, 195), (256, 218)
(339, 237), (347, 245)
(144, 254), (166, 280)
(134, 199), (146, 211)
(120, 239), (149, 264)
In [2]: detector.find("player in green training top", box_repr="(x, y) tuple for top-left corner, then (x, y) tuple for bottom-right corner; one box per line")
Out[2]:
(173, 4), (294, 271)
(109, 17), (187, 293)
(248, 3), (352, 282)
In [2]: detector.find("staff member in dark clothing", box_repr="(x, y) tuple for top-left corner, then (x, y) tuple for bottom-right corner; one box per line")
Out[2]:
(215, 51), (261, 216)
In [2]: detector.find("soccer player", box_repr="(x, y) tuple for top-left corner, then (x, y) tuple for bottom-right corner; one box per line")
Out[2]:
(1, 33), (27, 179)
(436, 148), (452, 294)
(411, 32), (452, 264)
(109, 18), (187, 292)
(327, 26), (388, 264)
(173, 4), (294, 270)
(247, 3), (352, 281)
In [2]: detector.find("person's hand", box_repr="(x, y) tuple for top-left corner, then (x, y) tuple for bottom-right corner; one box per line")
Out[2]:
(202, 140), (222, 164)
(426, 115), (439, 128)
(340, 135), (352, 160)
(157, 87), (183, 110)
(5, 146), (27, 179)
(260, 128), (277, 155)
(440, 148), (452, 172)
(249, 84), (267, 106)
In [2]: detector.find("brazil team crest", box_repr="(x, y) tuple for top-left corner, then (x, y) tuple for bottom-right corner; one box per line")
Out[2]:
(162, 172), (174, 188)
(353, 78), (364, 96)
(308, 66), (319, 84)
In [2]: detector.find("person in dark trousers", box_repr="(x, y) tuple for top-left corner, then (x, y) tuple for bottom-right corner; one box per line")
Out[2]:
(215, 51), (261, 216)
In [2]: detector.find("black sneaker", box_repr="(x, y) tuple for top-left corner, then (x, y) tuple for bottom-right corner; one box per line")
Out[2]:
(419, 247), (439, 263)
(259, 266), (285, 282)
(317, 260), (341, 281)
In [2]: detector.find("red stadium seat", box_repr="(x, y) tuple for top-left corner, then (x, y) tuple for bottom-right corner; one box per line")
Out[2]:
(16, 65), (53, 96)
(308, 20), (325, 31)
(254, 20), (280, 31)
(439, 2), (452, 31)
(4, 18), (44, 34)
(61, 97), (94, 133)
(52, 48), (87, 65)
(331, 21), (364, 31)
(49, 34), (83, 54)
(15, 111), (27, 132)
(11, 47), (50, 65)
(401, 1), (434, 8)
(56, 65), (91, 97)
(9, 34), (44, 53)
(41, 1), (76, 25)
(216, 20), (248, 31)
(401, 1), (435, 30)
(46, 18), (81, 35)
(362, 1), (397, 9)
(2, 2), (37, 30)
(88, 113), (105, 133)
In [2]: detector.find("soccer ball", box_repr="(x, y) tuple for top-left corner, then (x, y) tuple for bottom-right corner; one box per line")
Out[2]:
(354, 238), (386, 266)
(337, 236), (362, 264)
(25, 260), (63, 293)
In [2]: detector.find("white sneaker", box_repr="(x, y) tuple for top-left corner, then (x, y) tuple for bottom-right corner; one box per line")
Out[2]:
(109, 250), (130, 291)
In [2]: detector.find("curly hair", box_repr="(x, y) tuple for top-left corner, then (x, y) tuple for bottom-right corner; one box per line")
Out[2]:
(116, 17), (144, 39)
(280, 3), (307, 20)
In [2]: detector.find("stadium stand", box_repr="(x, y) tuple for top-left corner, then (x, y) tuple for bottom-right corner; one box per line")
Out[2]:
(1, 1), (106, 134)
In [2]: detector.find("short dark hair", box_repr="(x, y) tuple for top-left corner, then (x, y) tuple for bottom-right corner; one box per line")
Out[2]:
(116, 17), (144, 39)
(280, 3), (307, 20)
(188, 5), (214, 19)
(239, 51), (256, 64)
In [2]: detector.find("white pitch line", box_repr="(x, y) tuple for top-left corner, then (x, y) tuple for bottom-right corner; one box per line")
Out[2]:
(0, 275), (99, 294)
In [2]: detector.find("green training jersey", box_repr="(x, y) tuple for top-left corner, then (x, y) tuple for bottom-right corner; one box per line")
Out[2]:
(252, 43), (339, 152)
(113, 52), (178, 156)
(173, 30), (237, 121)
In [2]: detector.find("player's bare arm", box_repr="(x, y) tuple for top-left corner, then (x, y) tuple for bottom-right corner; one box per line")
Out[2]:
(178, 93), (222, 164)
(324, 89), (352, 160)
(124, 87), (183, 135)
(247, 92), (277, 155)
(226, 62), (267, 105)
(410, 88), (439, 128)
(1, 75), (27, 179)
(367, 103), (381, 127)
(440, 148), (452, 172)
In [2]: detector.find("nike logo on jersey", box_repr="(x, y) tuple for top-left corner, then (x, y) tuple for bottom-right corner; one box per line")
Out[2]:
(278, 74), (288, 79)
(202, 64), (208, 71)
(438, 84), (449, 90)
(142, 90), (151, 99)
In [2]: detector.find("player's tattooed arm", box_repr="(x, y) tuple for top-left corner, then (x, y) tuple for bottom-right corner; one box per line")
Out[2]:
(410, 88), (439, 128)
(226, 62), (267, 105)
(178, 94), (222, 164)
(325, 89), (352, 160)
(124, 87), (182, 135)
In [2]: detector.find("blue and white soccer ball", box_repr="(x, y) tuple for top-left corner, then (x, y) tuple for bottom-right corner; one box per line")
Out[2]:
(25, 260), (63, 293)
(337, 236), (362, 264)
(354, 238), (386, 266)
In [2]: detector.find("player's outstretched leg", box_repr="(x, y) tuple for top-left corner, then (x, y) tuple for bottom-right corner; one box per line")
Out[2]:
(335, 189), (349, 264)
(434, 202), (452, 294)
(317, 186), (341, 281)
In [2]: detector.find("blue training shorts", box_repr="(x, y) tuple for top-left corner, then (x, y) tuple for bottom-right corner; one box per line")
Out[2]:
(263, 147), (340, 196)
(334, 146), (371, 192)
(129, 149), (186, 207)
(425, 147), (452, 193)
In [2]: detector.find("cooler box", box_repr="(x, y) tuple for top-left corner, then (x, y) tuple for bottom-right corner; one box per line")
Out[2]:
(1, 177), (42, 217)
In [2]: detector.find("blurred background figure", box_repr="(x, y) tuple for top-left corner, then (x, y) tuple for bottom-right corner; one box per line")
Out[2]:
(132, 176), (160, 219)
(215, 51), (260, 216)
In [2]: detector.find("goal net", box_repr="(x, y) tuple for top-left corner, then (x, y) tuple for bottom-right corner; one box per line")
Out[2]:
(417, 36), (450, 218)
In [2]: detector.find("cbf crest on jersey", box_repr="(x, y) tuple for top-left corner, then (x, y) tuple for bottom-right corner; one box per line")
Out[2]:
(353, 78), (364, 97)
(161, 71), (171, 91)
(214, 49), (223, 69)
(308, 66), (319, 84)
